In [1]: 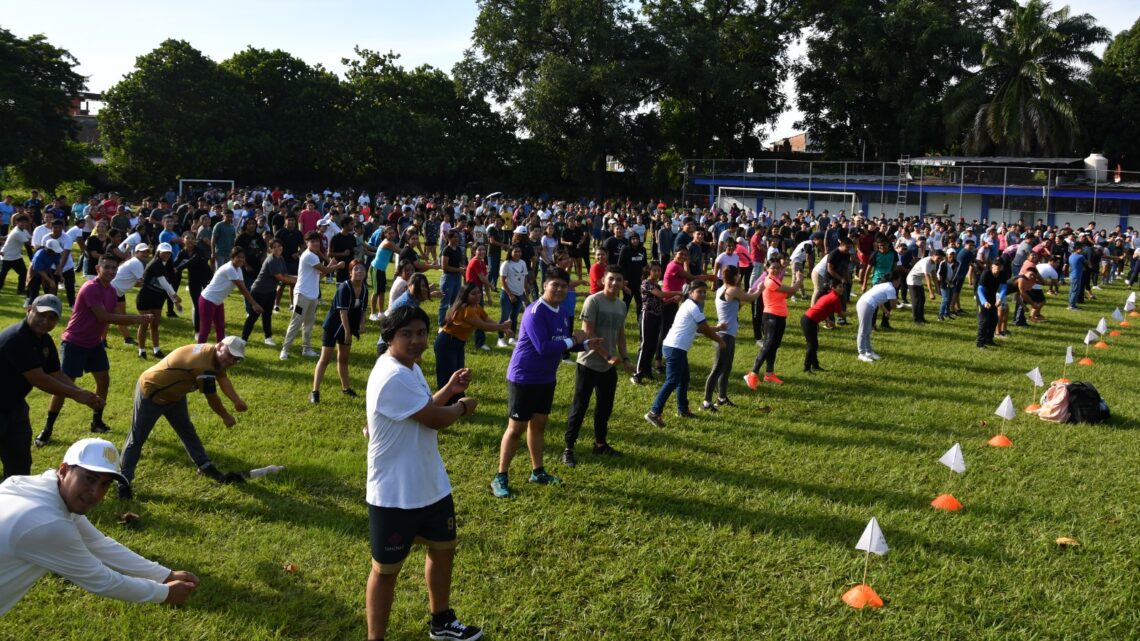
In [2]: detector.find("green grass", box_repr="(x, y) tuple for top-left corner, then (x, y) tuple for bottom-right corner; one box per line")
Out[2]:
(3, 279), (1140, 640)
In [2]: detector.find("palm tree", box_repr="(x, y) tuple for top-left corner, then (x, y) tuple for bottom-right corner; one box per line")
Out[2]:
(947, 0), (1109, 156)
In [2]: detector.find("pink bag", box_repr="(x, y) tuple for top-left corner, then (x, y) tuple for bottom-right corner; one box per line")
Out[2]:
(1036, 382), (1071, 423)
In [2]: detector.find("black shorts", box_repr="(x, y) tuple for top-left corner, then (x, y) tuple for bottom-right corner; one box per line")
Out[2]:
(371, 266), (386, 295)
(60, 341), (110, 379)
(116, 295), (126, 304)
(1028, 289), (1045, 303)
(507, 381), (556, 422)
(368, 494), (456, 574)
(136, 290), (166, 310)
(321, 327), (351, 348)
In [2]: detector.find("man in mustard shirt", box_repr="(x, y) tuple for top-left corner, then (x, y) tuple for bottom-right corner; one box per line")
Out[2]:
(117, 336), (249, 499)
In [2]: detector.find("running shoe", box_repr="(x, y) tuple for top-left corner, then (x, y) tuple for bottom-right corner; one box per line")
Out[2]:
(528, 470), (562, 485)
(263, 337), (277, 346)
(592, 444), (621, 457)
(857, 353), (875, 363)
(561, 448), (576, 467)
(429, 612), (484, 641)
(743, 371), (760, 390)
(490, 473), (511, 498)
(644, 412), (666, 428)
(868, 352), (882, 361)
(763, 373), (784, 385)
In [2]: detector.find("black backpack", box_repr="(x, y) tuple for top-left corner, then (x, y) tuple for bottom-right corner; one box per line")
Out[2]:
(1067, 382), (1110, 424)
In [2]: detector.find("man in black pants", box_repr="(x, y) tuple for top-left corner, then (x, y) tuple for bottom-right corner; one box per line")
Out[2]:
(563, 266), (632, 467)
(976, 261), (1003, 349)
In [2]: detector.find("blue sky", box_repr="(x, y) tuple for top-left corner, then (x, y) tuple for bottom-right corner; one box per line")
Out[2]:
(5, 0), (1138, 141)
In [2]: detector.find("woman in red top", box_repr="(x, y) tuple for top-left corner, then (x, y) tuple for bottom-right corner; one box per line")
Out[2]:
(801, 278), (847, 373)
(588, 247), (607, 294)
(745, 258), (802, 388)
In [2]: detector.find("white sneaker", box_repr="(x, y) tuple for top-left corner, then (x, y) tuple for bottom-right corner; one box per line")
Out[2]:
(263, 337), (277, 347)
(302, 347), (319, 358)
(496, 339), (509, 348)
(279, 350), (289, 361)
(369, 313), (380, 322)
(858, 353), (875, 363)
(479, 344), (491, 351)
(869, 351), (882, 360)
(508, 338), (517, 345)
(1092, 285), (1102, 290)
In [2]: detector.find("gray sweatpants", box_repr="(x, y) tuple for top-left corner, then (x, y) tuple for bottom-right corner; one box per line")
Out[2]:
(281, 293), (319, 351)
(856, 300), (875, 355)
(119, 384), (210, 482)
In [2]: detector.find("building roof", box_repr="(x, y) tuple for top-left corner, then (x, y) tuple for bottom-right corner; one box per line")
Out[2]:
(905, 156), (1084, 167)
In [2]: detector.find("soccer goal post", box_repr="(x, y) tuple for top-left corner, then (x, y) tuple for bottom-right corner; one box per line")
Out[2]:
(178, 178), (235, 199)
(716, 187), (858, 217)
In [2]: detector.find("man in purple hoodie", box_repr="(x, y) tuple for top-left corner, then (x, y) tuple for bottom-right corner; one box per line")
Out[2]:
(491, 267), (599, 498)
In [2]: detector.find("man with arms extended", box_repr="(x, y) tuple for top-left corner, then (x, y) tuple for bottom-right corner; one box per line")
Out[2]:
(0, 295), (104, 480)
(0, 438), (198, 615)
(366, 305), (482, 641)
(117, 336), (250, 499)
(35, 255), (154, 447)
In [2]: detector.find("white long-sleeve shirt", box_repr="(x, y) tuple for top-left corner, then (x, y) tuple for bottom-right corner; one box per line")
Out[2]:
(0, 471), (171, 615)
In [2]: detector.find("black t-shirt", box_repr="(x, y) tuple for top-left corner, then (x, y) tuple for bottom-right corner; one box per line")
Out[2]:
(330, 232), (357, 281)
(275, 228), (304, 264)
(603, 236), (627, 266)
(487, 226), (506, 260)
(399, 246), (420, 270)
(442, 244), (464, 273)
(0, 320), (60, 401)
(826, 248), (851, 277)
(84, 236), (106, 276)
(562, 226), (585, 254)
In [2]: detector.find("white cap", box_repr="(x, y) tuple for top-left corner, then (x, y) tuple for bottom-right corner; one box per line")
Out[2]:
(220, 335), (246, 360)
(513, 225), (528, 235)
(45, 239), (63, 253)
(63, 438), (129, 486)
(156, 242), (173, 253)
(135, 243), (150, 252)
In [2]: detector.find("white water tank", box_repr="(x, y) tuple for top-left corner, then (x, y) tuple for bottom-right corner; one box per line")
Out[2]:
(1085, 153), (1108, 183)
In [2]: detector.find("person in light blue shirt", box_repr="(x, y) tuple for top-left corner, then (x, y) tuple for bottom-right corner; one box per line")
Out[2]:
(1067, 244), (1086, 310)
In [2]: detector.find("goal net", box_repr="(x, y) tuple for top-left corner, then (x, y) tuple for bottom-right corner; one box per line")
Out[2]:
(716, 187), (857, 218)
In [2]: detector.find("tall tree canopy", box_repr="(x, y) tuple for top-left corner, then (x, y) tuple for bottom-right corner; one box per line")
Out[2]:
(1086, 19), (1140, 168)
(945, 0), (1110, 156)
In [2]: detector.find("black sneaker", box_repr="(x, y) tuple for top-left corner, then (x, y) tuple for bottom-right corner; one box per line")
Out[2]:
(592, 443), (621, 457)
(153, 348), (165, 358)
(117, 483), (133, 500)
(90, 421), (111, 434)
(677, 409), (697, 419)
(124, 337), (137, 345)
(429, 613), (483, 640)
(700, 401), (718, 413)
(137, 349), (147, 359)
(341, 388), (358, 398)
(34, 430), (52, 447)
(198, 463), (226, 482)
(309, 391), (320, 404)
(715, 397), (736, 407)
(561, 448), (576, 468)
(644, 411), (666, 428)
(812, 365), (827, 372)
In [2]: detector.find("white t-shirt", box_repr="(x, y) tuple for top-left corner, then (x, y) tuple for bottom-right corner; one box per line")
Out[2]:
(0, 470), (171, 616)
(859, 282), (898, 308)
(500, 259), (528, 296)
(1, 228), (31, 261)
(713, 251), (739, 277)
(1035, 264), (1058, 290)
(200, 261), (243, 305)
(388, 275), (409, 307)
(295, 249), (322, 300)
(663, 298), (706, 351)
(906, 257), (936, 287)
(31, 225), (52, 249)
(110, 257), (146, 296)
(365, 355), (451, 509)
(790, 240), (814, 264)
(812, 253), (830, 278)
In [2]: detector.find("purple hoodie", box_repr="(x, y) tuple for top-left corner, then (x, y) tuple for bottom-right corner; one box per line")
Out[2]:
(506, 299), (575, 384)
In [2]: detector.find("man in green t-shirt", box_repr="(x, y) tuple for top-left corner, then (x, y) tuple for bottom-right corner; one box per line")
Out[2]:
(562, 265), (633, 467)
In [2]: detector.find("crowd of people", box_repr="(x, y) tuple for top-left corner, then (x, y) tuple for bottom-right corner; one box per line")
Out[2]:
(2, 185), (1139, 640)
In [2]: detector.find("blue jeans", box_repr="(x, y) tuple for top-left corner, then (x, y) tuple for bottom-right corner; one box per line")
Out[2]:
(438, 272), (461, 328)
(1068, 274), (1082, 308)
(651, 346), (690, 415)
(499, 289), (523, 339)
(433, 332), (466, 391)
(939, 287), (951, 319)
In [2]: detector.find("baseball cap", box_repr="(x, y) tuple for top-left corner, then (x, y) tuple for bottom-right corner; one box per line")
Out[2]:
(220, 335), (246, 360)
(63, 438), (129, 486)
(135, 243), (150, 252)
(513, 225), (528, 235)
(45, 239), (63, 253)
(156, 242), (173, 253)
(31, 294), (63, 316)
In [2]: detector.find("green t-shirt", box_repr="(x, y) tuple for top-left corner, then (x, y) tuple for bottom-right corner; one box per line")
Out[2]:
(871, 250), (897, 285)
(577, 291), (628, 372)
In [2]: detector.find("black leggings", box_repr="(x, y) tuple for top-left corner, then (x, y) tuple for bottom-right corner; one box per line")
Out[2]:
(801, 315), (820, 371)
(635, 312), (662, 379)
(0, 259), (27, 293)
(752, 314), (786, 374)
(241, 289), (277, 341)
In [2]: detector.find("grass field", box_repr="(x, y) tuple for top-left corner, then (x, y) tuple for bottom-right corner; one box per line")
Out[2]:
(2, 278), (1139, 640)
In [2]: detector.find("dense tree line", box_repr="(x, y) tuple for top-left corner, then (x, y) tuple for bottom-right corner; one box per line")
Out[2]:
(3, 1), (1140, 197)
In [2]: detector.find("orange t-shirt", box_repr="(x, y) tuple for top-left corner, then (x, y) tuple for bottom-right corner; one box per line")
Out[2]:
(762, 277), (788, 317)
(442, 305), (490, 342)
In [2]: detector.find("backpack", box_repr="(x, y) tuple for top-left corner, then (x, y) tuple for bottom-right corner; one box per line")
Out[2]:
(1067, 382), (1110, 424)
(1036, 382), (1071, 423)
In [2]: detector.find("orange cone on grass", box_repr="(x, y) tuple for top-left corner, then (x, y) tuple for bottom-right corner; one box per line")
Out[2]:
(989, 396), (1016, 448)
(843, 517), (888, 609)
(1079, 330), (1097, 365)
(1024, 368), (1044, 413)
(932, 443), (966, 511)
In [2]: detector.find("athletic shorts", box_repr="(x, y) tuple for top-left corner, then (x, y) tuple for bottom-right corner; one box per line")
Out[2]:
(321, 327), (350, 348)
(369, 494), (456, 574)
(507, 381), (556, 422)
(370, 267), (386, 296)
(60, 341), (110, 379)
(1028, 290), (1045, 303)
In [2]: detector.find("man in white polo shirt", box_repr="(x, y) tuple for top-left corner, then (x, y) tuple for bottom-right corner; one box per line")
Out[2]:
(0, 438), (198, 615)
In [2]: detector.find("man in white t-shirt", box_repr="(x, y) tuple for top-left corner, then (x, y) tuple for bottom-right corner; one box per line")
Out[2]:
(0, 214), (33, 295)
(0, 438), (198, 616)
(905, 251), (944, 324)
(855, 271), (902, 362)
(280, 231), (342, 359)
(365, 305), (482, 641)
(110, 244), (150, 344)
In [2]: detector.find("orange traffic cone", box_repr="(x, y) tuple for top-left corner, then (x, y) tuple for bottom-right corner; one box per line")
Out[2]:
(1130, 311), (1139, 318)
(1094, 341), (1109, 349)
(1024, 403), (1041, 413)
(988, 434), (1013, 447)
(1121, 321), (1131, 327)
(1109, 330), (1121, 337)
(1078, 357), (1094, 365)
(842, 584), (884, 609)
(932, 494), (963, 511)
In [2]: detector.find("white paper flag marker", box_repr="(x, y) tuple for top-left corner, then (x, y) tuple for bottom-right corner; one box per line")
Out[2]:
(1084, 330), (1099, 345)
(995, 395), (1016, 421)
(1096, 318), (1108, 335)
(1129, 292), (1137, 305)
(1113, 308), (1125, 322)
(1026, 367), (1044, 387)
(855, 517), (889, 555)
(1065, 346), (1074, 365)
(939, 443), (966, 474)
(1127, 300), (1137, 312)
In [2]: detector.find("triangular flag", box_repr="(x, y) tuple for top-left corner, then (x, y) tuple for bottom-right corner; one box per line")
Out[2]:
(1026, 367), (1044, 387)
(1084, 330), (1099, 345)
(995, 395), (1016, 420)
(1096, 318), (1108, 334)
(1129, 292), (1137, 304)
(1127, 300), (1137, 312)
(855, 517), (889, 555)
(1065, 346), (1074, 364)
(1113, 308), (1125, 322)
(939, 443), (966, 474)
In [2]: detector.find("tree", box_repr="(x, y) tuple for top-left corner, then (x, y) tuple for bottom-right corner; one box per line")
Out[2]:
(1085, 19), (1140, 169)
(0, 28), (87, 185)
(946, 0), (1110, 156)
(459, 0), (655, 194)
(794, 0), (1007, 160)
(99, 40), (253, 189)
